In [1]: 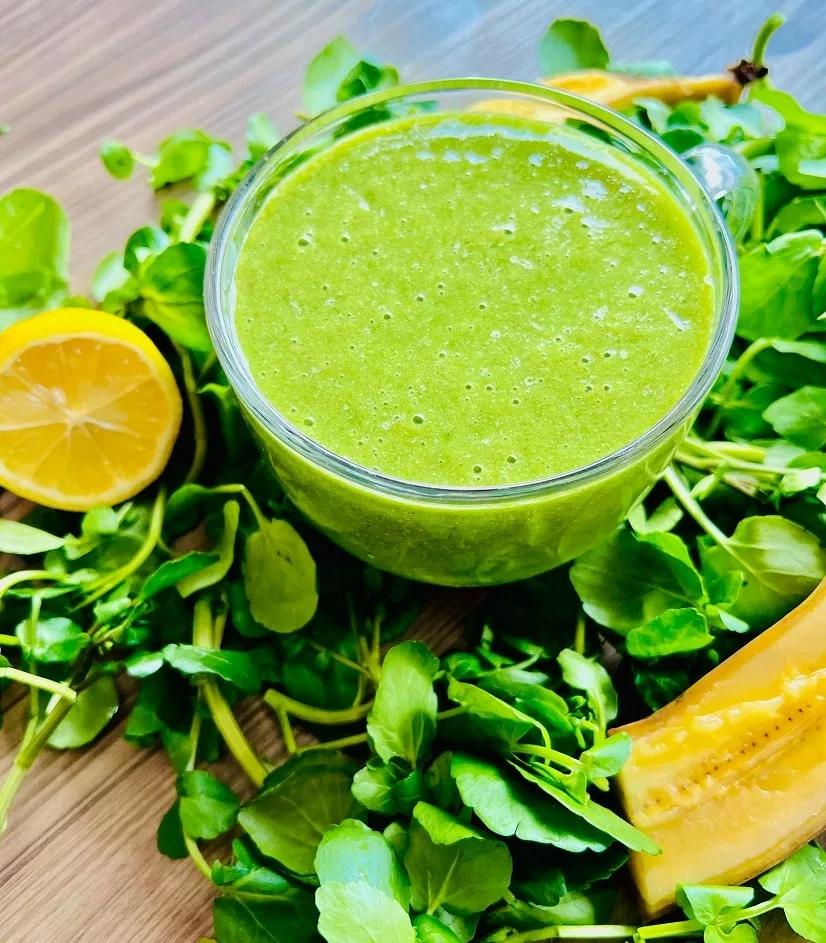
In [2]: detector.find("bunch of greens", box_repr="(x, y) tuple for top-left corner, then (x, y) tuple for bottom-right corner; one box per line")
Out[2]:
(1, 11), (826, 943)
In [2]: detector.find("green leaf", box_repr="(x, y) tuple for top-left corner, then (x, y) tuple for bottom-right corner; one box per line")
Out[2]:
(444, 678), (538, 752)
(413, 915), (462, 943)
(139, 551), (218, 601)
(764, 386), (826, 449)
(302, 37), (362, 116)
(139, 241), (211, 351)
(238, 754), (362, 876)
(100, 140), (135, 180)
(177, 500), (240, 597)
(726, 515), (826, 599)
(15, 615), (89, 663)
(776, 129), (826, 189)
(91, 251), (131, 303)
(351, 758), (423, 815)
(676, 884), (754, 924)
(315, 881), (416, 943)
(150, 129), (230, 190)
(367, 641), (439, 767)
(162, 644), (261, 695)
(157, 800), (188, 859)
(404, 802), (512, 916)
(580, 733), (632, 780)
(760, 843), (826, 896)
(626, 608), (714, 659)
(737, 230), (824, 341)
(337, 60), (399, 103)
(510, 762), (659, 854)
(246, 113), (280, 161)
(570, 527), (705, 633)
(557, 648), (617, 733)
(450, 753), (611, 853)
(769, 195), (826, 236)
(213, 895), (319, 943)
(48, 676), (119, 749)
(0, 519), (65, 554)
(124, 225), (169, 274)
(774, 854), (826, 943)
(315, 819), (409, 908)
(538, 19), (609, 77)
(243, 519), (318, 633)
(0, 188), (69, 327)
(177, 770), (240, 840)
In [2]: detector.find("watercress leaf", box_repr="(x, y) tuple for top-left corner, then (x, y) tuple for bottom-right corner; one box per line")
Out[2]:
(443, 678), (538, 752)
(626, 608), (714, 659)
(177, 770), (240, 840)
(776, 129), (826, 189)
(48, 676), (119, 749)
(124, 225), (170, 275)
(157, 799), (188, 859)
(477, 673), (573, 737)
(100, 140), (135, 179)
(246, 113), (280, 161)
(238, 753), (362, 876)
(160, 198), (190, 237)
(150, 129), (230, 189)
(706, 925), (758, 943)
(315, 881), (415, 943)
(737, 230), (825, 342)
(759, 843), (826, 896)
(124, 650), (164, 678)
(413, 914), (462, 943)
(764, 386), (826, 449)
(570, 527), (704, 632)
(243, 518), (318, 633)
(634, 667), (691, 711)
(351, 758), (423, 815)
(0, 188), (69, 328)
(194, 143), (234, 193)
(538, 19), (609, 77)
(91, 251), (131, 303)
(450, 753), (611, 853)
(139, 551), (218, 601)
(213, 895), (319, 943)
(139, 241), (211, 352)
(367, 640), (439, 767)
(769, 195), (826, 237)
(303, 37), (362, 117)
(404, 801), (512, 915)
(315, 819), (409, 908)
(675, 884), (754, 923)
(0, 519), (65, 554)
(163, 644), (261, 695)
(430, 910), (477, 943)
(337, 60), (399, 103)
(383, 821), (409, 861)
(557, 648), (617, 732)
(510, 762), (659, 854)
(776, 867), (826, 943)
(177, 500), (240, 597)
(580, 733), (632, 780)
(726, 515), (826, 599)
(629, 497), (684, 534)
(15, 615), (89, 663)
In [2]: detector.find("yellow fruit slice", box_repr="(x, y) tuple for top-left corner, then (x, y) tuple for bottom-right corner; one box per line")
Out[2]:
(472, 70), (741, 122)
(0, 308), (182, 511)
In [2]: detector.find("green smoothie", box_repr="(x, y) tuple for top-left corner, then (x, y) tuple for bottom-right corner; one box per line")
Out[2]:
(230, 108), (717, 584)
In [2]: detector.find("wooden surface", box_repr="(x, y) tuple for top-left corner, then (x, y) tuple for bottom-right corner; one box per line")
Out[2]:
(1, 0), (825, 940)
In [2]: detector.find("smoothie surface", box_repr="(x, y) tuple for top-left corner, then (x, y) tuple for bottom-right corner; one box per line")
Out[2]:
(235, 111), (714, 487)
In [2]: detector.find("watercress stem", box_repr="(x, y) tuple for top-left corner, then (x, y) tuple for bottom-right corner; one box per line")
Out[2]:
(750, 11), (786, 68)
(0, 667), (77, 701)
(635, 920), (704, 940)
(574, 609), (586, 655)
(297, 731), (369, 754)
(184, 832), (213, 881)
(496, 926), (638, 942)
(308, 642), (373, 679)
(705, 337), (774, 437)
(178, 191), (216, 244)
(83, 487), (166, 604)
(275, 703), (298, 755)
(0, 634), (20, 646)
(0, 569), (67, 605)
(264, 688), (373, 726)
(192, 598), (268, 788)
(511, 743), (582, 772)
(177, 346), (208, 486)
(210, 484), (267, 530)
(663, 466), (731, 548)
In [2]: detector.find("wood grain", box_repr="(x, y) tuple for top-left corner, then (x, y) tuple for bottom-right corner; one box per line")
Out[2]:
(0, 1), (824, 940)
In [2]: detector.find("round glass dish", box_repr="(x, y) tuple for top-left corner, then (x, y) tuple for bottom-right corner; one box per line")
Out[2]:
(206, 78), (738, 587)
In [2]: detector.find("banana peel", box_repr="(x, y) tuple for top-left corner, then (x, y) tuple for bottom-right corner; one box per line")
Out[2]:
(471, 69), (742, 122)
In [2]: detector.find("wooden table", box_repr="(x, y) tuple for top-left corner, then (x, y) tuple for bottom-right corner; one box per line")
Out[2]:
(0, 1), (823, 939)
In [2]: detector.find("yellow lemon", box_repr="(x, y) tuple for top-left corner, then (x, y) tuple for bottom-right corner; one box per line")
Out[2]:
(0, 308), (183, 510)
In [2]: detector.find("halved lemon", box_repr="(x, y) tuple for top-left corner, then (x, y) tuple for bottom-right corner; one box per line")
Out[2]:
(0, 308), (183, 511)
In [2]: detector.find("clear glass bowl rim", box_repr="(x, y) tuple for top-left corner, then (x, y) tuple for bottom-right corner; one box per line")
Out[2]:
(205, 77), (739, 506)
